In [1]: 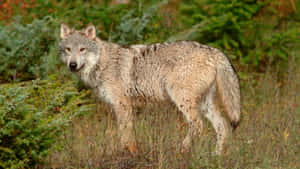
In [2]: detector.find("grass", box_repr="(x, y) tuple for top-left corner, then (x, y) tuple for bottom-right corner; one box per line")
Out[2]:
(37, 57), (300, 169)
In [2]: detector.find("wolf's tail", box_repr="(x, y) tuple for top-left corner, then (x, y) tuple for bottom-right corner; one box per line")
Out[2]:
(216, 57), (241, 130)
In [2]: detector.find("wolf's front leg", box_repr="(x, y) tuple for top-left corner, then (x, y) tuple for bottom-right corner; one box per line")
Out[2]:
(113, 98), (136, 153)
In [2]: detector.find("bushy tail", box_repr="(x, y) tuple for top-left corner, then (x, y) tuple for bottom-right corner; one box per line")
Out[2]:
(216, 59), (241, 130)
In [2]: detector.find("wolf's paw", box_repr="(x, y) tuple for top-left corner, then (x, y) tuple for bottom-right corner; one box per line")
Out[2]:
(127, 141), (137, 154)
(180, 137), (192, 153)
(121, 140), (137, 155)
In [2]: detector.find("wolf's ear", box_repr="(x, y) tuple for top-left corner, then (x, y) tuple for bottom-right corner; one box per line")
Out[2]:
(84, 23), (96, 39)
(60, 23), (72, 39)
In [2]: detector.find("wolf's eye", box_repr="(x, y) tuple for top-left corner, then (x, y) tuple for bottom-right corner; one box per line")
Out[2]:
(80, 47), (86, 52)
(65, 47), (71, 52)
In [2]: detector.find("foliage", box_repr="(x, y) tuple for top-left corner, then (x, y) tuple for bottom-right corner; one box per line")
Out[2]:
(0, 0), (36, 22)
(245, 24), (299, 68)
(171, 0), (299, 69)
(0, 76), (94, 168)
(0, 16), (61, 82)
(1, 0), (173, 43)
(112, 0), (170, 44)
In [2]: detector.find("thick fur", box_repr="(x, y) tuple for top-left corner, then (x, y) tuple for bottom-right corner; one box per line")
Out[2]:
(59, 23), (241, 155)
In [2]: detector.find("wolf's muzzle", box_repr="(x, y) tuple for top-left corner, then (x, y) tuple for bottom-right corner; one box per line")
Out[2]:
(69, 62), (77, 71)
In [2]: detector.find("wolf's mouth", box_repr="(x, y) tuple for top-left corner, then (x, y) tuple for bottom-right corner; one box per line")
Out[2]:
(71, 63), (85, 72)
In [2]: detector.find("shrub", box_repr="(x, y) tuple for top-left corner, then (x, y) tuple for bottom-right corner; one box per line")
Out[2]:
(0, 76), (94, 168)
(112, 0), (170, 45)
(0, 16), (60, 82)
(171, 0), (299, 69)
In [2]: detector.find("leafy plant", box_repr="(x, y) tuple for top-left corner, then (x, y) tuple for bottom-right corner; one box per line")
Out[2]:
(0, 76), (94, 168)
(0, 16), (59, 82)
(113, 0), (169, 44)
(170, 0), (264, 59)
(171, 0), (299, 69)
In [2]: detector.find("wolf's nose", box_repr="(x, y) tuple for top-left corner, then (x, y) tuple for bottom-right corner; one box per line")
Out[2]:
(69, 62), (77, 71)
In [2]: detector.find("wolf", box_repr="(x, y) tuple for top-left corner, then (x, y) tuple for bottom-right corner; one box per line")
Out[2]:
(59, 23), (241, 155)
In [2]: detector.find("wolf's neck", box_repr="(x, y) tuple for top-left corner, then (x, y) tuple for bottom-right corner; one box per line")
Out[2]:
(77, 62), (98, 88)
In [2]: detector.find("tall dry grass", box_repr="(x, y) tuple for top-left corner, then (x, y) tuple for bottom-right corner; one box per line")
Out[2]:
(41, 57), (299, 169)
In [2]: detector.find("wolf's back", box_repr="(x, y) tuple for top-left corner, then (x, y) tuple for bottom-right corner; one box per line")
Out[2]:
(216, 56), (241, 130)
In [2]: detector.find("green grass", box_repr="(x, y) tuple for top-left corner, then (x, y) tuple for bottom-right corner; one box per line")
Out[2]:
(38, 60), (299, 169)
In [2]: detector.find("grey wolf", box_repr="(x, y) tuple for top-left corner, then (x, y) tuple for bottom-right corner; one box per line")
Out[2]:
(59, 23), (241, 155)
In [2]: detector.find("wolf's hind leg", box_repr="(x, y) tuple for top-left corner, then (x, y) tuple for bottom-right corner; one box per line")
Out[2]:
(201, 83), (229, 155)
(167, 89), (203, 152)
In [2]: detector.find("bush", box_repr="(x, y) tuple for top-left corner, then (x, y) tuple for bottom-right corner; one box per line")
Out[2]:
(112, 0), (170, 45)
(170, 0), (299, 69)
(0, 76), (94, 168)
(0, 16), (60, 82)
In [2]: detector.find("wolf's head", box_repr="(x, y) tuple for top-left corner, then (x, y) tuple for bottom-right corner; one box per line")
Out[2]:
(59, 23), (100, 72)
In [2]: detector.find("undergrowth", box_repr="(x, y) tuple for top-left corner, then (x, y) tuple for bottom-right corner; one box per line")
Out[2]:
(0, 75), (94, 168)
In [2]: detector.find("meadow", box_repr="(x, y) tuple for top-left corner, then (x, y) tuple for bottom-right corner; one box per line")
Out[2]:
(0, 0), (299, 168)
